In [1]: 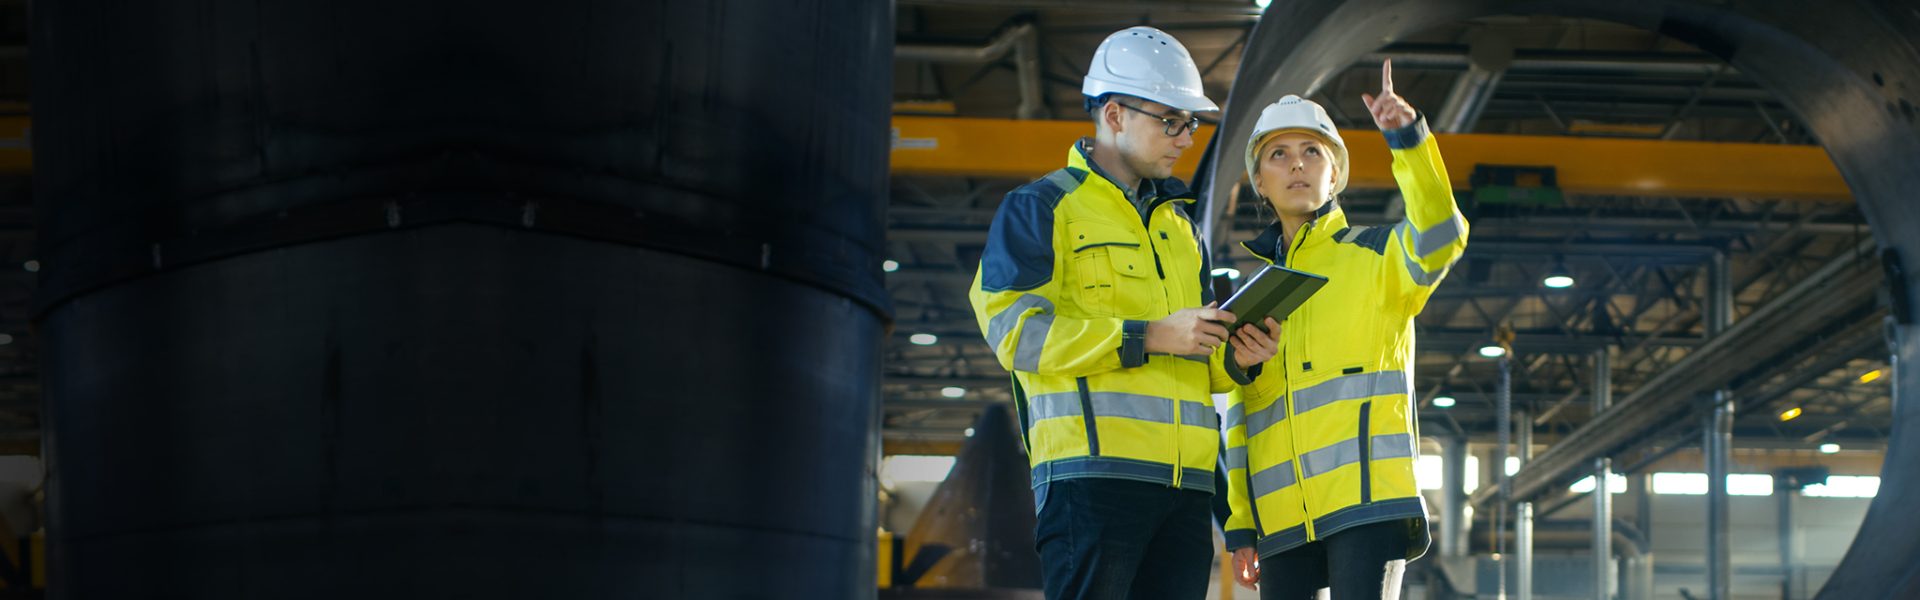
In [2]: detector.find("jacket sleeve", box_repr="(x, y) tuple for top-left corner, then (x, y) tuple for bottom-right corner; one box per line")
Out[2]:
(970, 190), (1136, 377)
(1221, 386), (1259, 550)
(1382, 115), (1469, 313)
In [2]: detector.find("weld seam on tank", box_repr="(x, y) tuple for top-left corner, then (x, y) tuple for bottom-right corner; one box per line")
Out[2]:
(34, 192), (891, 321)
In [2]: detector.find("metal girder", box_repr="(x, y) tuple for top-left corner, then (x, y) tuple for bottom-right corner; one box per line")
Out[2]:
(897, 22), (1045, 120)
(1473, 238), (1880, 507)
(890, 203), (1866, 236)
(1360, 45), (1733, 78)
(889, 115), (1850, 200)
(887, 321), (1704, 353)
(1419, 329), (1703, 354)
(896, 0), (1263, 16)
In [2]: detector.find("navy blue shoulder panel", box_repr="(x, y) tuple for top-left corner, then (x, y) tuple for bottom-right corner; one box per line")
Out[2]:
(979, 172), (1078, 293)
(1334, 226), (1391, 256)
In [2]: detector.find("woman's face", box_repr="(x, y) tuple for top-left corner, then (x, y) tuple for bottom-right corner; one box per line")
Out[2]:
(1253, 131), (1338, 219)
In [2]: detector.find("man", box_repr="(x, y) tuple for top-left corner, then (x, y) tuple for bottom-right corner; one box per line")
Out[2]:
(968, 26), (1279, 600)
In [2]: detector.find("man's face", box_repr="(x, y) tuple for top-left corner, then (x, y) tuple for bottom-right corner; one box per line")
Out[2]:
(1111, 98), (1198, 181)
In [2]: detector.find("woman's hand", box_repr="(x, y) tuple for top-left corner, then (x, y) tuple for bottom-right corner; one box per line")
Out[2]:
(1230, 317), (1282, 370)
(1360, 58), (1417, 131)
(1232, 547), (1261, 590)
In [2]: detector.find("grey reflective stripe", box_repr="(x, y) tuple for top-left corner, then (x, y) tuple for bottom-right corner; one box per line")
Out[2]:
(1409, 214), (1464, 258)
(1251, 460), (1297, 497)
(1301, 437), (1363, 479)
(1027, 392), (1084, 421)
(1030, 392), (1190, 425)
(1180, 402), (1218, 430)
(1175, 354), (1209, 364)
(1095, 392), (1176, 423)
(987, 294), (1056, 350)
(1226, 446), (1249, 472)
(1044, 168), (1082, 193)
(1372, 433), (1416, 460)
(1014, 314), (1053, 372)
(1293, 371), (1410, 415)
(1244, 401), (1286, 438)
(1395, 222), (1451, 286)
(1225, 404), (1246, 430)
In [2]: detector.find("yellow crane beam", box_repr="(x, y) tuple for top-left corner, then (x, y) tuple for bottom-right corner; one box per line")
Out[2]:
(889, 115), (1851, 202)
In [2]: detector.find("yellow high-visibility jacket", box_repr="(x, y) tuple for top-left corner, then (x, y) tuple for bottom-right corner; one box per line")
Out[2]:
(1221, 117), (1465, 559)
(970, 140), (1251, 500)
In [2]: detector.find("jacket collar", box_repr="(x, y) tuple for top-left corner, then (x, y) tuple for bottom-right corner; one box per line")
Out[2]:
(1068, 139), (1196, 214)
(1242, 200), (1344, 264)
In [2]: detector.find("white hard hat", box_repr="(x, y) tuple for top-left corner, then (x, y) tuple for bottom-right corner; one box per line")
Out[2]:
(1082, 26), (1218, 113)
(1245, 95), (1349, 194)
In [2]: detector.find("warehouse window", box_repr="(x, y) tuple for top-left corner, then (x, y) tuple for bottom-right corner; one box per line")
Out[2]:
(1803, 475), (1880, 498)
(1727, 473), (1774, 496)
(1415, 455), (1482, 492)
(1652, 472), (1707, 495)
(1650, 472), (1779, 496)
(1568, 472), (1628, 494)
(880, 455), (957, 487)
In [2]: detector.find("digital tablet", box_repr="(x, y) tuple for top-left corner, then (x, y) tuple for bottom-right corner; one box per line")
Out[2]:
(1219, 265), (1329, 334)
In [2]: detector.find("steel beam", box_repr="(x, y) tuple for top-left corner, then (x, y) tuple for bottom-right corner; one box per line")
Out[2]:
(889, 116), (1850, 201)
(896, 0), (1263, 16)
(1476, 238), (1879, 506)
(897, 22), (1045, 120)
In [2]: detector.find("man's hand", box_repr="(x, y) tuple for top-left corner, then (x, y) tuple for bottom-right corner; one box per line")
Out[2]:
(1360, 58), (1417, 131)
(1232, 547), (1261, 590)
(1145, 303), (1234, 356)
(1230, 317), (1282, 369)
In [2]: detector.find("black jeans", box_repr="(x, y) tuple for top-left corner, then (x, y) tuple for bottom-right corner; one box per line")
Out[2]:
(1034, 478), (1214, 600)
(1257, 519), (1413, 600)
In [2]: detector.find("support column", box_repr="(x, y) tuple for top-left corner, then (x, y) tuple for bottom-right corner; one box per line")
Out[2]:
(1779, 478), (1796, 600)
(1594, 348), (1614, 599)
(1495, 352), (1513, 598)
(1705, 251), (1733, 600)
(1433, 32), (1513, 133)
(1516, 409), (1534, 600)
(1634, 472), (1653, 550)
(1440, 435), (1470, 558)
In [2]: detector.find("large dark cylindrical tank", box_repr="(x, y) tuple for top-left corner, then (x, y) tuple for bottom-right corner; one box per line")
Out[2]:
(31, 1), (891, 597)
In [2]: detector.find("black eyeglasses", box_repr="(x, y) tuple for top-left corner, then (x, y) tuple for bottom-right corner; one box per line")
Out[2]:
(1115, 101), (1201, 137)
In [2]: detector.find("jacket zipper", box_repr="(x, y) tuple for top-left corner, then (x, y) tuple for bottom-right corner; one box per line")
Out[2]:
(1151, 204), (1182, 488)
(1283, 219), (1316, 541)
(1139, 198), (1181, 488)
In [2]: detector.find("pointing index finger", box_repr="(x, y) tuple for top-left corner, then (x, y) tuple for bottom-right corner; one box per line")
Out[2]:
(1381, 58), (1394, 94)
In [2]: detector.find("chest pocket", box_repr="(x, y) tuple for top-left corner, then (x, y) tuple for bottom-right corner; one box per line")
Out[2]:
(1067, 219), (1154, 318)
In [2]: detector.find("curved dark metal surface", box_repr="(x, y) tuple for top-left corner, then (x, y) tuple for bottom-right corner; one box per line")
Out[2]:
(33, 1), (890, 597)
(1210, 1), (1920, 597)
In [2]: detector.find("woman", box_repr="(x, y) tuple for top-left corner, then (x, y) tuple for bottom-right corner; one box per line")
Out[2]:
(1219, 60), (1469, 599)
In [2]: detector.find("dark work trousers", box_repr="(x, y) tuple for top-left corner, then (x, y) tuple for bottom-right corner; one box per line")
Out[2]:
(1034, 478), (1215, 600)
(1257, 519), (1413, 600)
